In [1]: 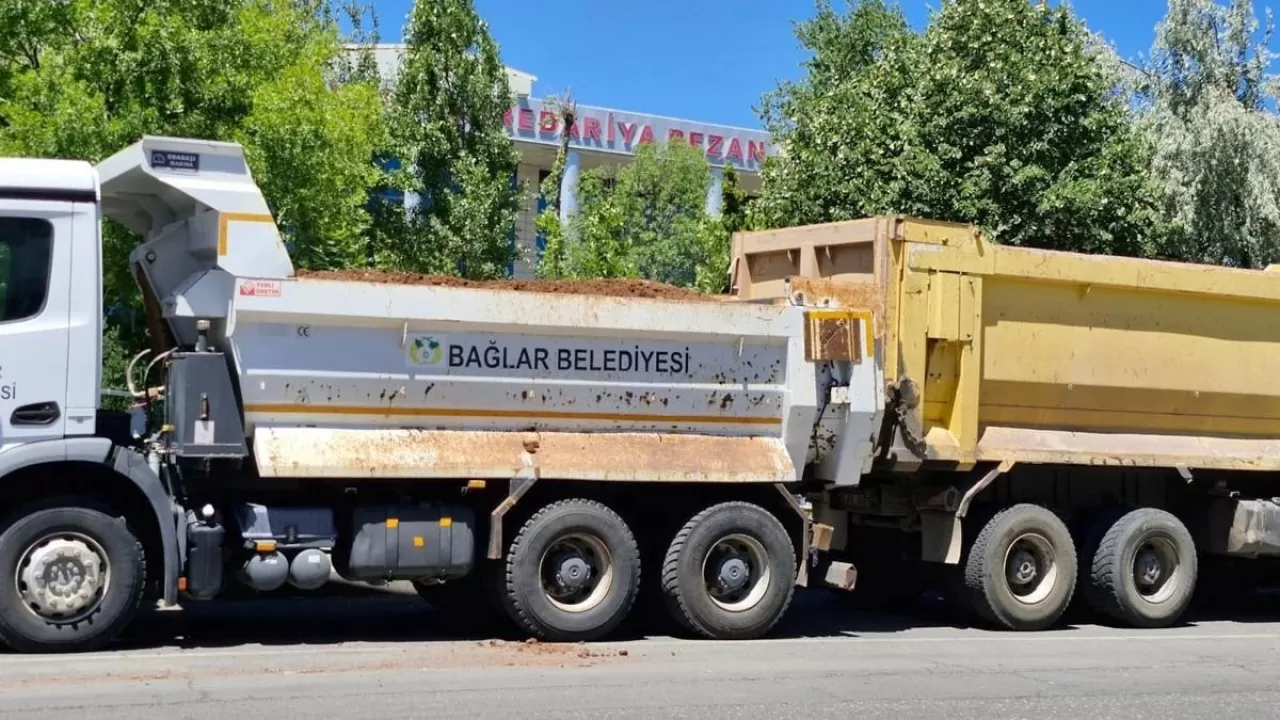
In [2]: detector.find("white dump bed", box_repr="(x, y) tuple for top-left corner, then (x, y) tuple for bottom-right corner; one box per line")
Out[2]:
(230, 276), (821, 483)
(97, 135), (883, 487)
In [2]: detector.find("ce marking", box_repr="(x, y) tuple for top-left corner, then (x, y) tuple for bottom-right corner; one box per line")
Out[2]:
(296, 325), (311, 338)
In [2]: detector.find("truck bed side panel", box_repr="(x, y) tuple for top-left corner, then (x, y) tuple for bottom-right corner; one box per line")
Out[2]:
(228, 279), (818, 482)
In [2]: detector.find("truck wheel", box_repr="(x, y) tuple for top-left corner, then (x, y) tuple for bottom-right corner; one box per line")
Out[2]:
(964, 504), (1076, 631)
(1085, 508), (1196, 628)
(0, 502), (145, 653)
(501, 499), (640, 642)
(661, 502), (796, 640)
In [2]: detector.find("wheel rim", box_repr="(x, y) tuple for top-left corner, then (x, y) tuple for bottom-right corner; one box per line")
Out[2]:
(701, 533), (772, 612)
(1002, 532), (1058, 605)
(16, 531), (110, 624)
(1132, 533), (1182, 604)
(539, 532), (614, 613)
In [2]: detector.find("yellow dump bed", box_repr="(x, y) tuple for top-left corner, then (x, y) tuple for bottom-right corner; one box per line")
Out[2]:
(731, 216), (1280, 472)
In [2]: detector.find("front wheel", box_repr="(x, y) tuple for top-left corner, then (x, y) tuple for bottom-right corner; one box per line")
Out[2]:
(0, 502), (146, 653)
(963, 504), (1076, 631)
(661, 502), (796, 640)
(501, 499), (641, 642)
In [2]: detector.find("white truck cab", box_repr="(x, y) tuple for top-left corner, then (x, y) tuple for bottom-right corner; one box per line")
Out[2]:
(0, 158), (104, 451)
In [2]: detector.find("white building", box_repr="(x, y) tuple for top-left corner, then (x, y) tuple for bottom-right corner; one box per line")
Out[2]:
(359, 44), (771, 278)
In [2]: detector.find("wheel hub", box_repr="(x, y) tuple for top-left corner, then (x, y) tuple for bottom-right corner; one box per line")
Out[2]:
(716, 556), (750, 592)
(1009, 549), (1038, 586)
(555, 554), (593, 592)
(19, 537), (107, 620)
(539, 532), (614, 614)
(1136, 549), (1162, 586)
(1001, 531), (1058, 606)
(702, 533), (772, 613)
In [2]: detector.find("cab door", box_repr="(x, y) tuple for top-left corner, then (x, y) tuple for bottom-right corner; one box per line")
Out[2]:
(0, 200), (73, 452)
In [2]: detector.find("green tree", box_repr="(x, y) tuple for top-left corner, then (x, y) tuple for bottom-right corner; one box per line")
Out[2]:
(719, 165), (752, 234)
(1140, 0), (1280, 268)
(759, 0), (1162, 256)
(0, 0), (389, 386)
(692, 167), (751, 294)
(532, 92), (578, 280)
(538, 140), (722, 288)
(389, 0), (522, 279)
(756, 0), (917, 228)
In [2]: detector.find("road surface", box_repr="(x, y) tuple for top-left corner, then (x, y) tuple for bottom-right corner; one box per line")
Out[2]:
(4, 588), (1280, 719)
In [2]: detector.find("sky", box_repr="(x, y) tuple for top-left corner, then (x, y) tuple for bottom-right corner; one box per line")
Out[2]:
(371, 0), (1173, 129)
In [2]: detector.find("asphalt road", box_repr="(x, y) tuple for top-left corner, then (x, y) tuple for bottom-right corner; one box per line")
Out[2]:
(4, 587), (1280, 719)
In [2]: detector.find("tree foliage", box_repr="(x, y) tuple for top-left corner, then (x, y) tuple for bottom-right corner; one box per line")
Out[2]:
(693, 166), (751, 294)
(1139, 0), (1280, 268)
(758, 0), (1162, 256)
(0, 0), (389, 386)
(537, 140), (725, 289)
(0, 0), (387, 269)
(388, 0), (523, 279)
(532, 94), (577, 279)
(756, 0), (916, 229)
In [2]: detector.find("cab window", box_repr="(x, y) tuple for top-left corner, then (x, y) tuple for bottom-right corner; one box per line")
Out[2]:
(0, 217), (54, 323)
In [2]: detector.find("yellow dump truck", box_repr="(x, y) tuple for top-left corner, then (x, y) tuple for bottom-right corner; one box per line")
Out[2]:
(733, 216), (1280, 631)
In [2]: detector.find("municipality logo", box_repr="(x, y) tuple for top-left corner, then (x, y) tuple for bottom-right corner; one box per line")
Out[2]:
(408, 335), (444, 366)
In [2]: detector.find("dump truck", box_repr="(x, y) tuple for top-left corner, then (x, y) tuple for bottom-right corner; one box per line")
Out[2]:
(0, 135), (1276, 653)
(732, 216), (1280, 630)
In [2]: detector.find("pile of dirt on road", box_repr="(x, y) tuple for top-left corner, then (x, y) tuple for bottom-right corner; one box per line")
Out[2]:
(296, 269), (721, 302)
(464, 638), (631, 668)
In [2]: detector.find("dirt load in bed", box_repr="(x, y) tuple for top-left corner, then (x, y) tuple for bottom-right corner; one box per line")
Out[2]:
(296, 269), (723, 302)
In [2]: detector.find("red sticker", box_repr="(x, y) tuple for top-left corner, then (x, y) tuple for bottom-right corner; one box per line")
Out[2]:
(239, 279), (282, 297)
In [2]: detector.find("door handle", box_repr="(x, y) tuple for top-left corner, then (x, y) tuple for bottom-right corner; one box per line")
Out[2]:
(11, 402), (60, 426)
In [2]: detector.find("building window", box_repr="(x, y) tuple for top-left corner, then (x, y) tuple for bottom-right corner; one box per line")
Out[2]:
(0, 217), (53, 323)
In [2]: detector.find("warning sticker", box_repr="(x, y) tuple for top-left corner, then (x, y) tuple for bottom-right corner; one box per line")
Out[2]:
(239, 279), (282, 297)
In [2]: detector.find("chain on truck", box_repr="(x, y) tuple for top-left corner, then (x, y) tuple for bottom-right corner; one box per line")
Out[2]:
(1, 136), (1279, 653)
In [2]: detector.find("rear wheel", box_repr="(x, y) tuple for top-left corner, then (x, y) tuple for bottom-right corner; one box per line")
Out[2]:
(1085, 508), (1196, 628)
(501, 499), (640, 642)
(963, 504), (1076, 631)
(0, 501), (145, 653)
(661, 502), (796, 640)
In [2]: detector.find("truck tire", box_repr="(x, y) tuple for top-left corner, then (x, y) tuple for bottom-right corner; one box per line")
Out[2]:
(501, 499), (640, 642)
(0, 501), (145, 653)
(661, 502), (796, 640)
(1085, 508), (1196, 628)
(963, 504), (1076, 631)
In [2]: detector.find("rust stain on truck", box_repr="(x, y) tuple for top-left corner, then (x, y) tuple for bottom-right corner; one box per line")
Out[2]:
(253, 427), (796, 483)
